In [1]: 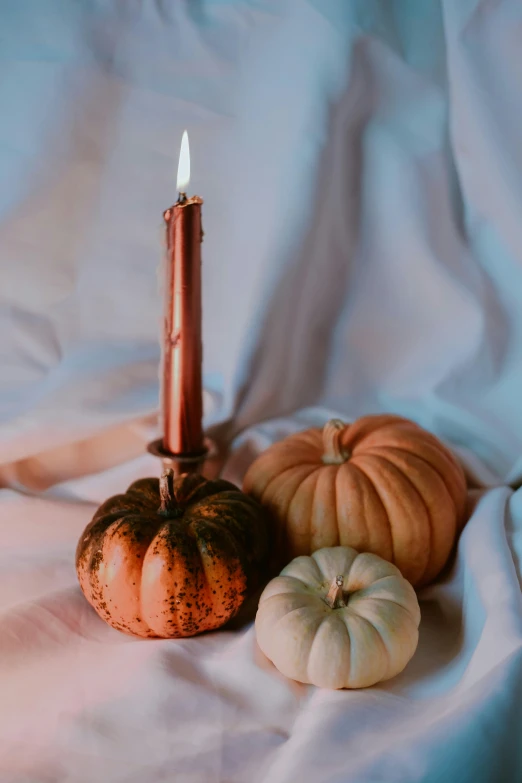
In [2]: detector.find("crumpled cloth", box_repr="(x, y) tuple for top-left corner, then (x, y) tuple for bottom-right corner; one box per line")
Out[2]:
(2, 1), (522, 781)
(1, 412), (522, 782)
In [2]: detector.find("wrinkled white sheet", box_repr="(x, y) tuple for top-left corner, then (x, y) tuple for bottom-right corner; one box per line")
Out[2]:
(2, 1), (522, 781)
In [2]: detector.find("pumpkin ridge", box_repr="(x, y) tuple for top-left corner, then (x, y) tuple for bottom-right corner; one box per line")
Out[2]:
(244, 440), (319, 496)
(86, 514), (130, 577)
(188, 514), (243, 552)
(341, 416), (420, 451)
(310, 466), (340, 551)
(90, 493), (157, 526)
(354, 574), (404, 589)
(346, 610), (392, 679)
(389, 442), (465, 525)
(259, 590), (316, 613)
(76, 516), (113, 604)
(172, 523), (229, 634)
(354, 431), (466, 521)
(188, 494), (269, 574)
(125, 491), (159, 511)
(349, 593), (416, 615)
(361, 446), (458, 584)
(247, 441), (319, 474)
(202, 501), (269, 565)
(350, 454), (430, 584)
(272, 602), (322, 630)
(343, 461), (394, 563)
(126, 476), (160, 494)
(273, 574), (315, 592)
(189, 510), (249, 546)
(392, 427), (464, 473)
(191, 547), (216, 618)
(262, 462), (322, 495)
(353, 424), (432, 448)
(263, 464), (323, 556)
(273, 461), (323, 481)
(89, 514), (161, 635)
(145, 533), (181, 638)
(190, 526), (232, 619)
(191, 518), (250, 601)
(135, 556), (157, 638)
(362, 444), (457, 500)
(76, 513), (116, 572)
(357, 448), (434, 584)
(288, 466), (324, 556)
(180, 479), (241, 507)
(336, 463), (370, 554)
(368, 452), (434, 584)
(340, 612), (380, 687)
(276, 430), (324, 455)
(142, 526), (199, 637)
(306, 614), (350, 685)
(360, 433), (459, 477)
(193, 492), (266, 516)
(284, 556), (323, 588)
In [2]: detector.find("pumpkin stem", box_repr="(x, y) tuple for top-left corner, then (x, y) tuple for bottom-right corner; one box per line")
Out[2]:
(324, 575), (346, 609)
(322, 419), (350, 464)
(158, 470), (181, 517)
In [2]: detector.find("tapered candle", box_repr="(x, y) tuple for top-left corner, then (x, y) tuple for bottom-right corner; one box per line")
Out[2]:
(161, 131), (205, 455)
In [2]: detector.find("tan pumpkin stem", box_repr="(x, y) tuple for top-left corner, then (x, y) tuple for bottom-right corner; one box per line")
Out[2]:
(158, 469), (180, 517)
(321, 419), (351, 464)
(324, 575), (346, 609)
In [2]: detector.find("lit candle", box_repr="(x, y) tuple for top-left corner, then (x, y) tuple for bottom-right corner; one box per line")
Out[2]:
(160, 131), (205, 456)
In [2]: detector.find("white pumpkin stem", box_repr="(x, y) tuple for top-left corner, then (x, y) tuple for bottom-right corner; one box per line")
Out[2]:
(324, 575), (346, 609)
(158, 469), (181, 517)
(322, 419), (350, 464)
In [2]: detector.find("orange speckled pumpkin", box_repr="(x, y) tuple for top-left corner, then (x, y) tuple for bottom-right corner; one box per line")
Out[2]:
(243, 415), (468, 587)
(76, 471), (269, 638)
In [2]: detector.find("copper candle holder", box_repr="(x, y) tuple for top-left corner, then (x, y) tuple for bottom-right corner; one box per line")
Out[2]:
(147, 435), (221, 479)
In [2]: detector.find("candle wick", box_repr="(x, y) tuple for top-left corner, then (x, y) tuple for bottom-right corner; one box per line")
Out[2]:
(177, 192), (187, 204)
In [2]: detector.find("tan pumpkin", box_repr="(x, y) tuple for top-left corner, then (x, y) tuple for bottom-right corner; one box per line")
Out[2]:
(76, 470), (269, 638)
(243, 414), (467, 587)
(255, 546), (421, 689)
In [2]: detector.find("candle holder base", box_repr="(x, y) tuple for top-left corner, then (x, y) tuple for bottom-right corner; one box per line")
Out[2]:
(147, 437), (222, 479)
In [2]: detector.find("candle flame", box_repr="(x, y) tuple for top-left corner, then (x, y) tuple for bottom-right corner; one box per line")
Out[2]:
(177, 130), (190, 192)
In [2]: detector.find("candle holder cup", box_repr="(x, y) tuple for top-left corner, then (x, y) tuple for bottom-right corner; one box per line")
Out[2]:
(147, 436), (221, 480)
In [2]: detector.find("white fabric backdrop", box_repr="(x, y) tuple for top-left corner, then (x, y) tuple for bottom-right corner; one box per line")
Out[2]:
(1, 1), (522, 781)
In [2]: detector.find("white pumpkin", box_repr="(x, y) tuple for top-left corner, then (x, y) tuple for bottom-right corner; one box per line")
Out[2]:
(255, 546), (421, 689)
